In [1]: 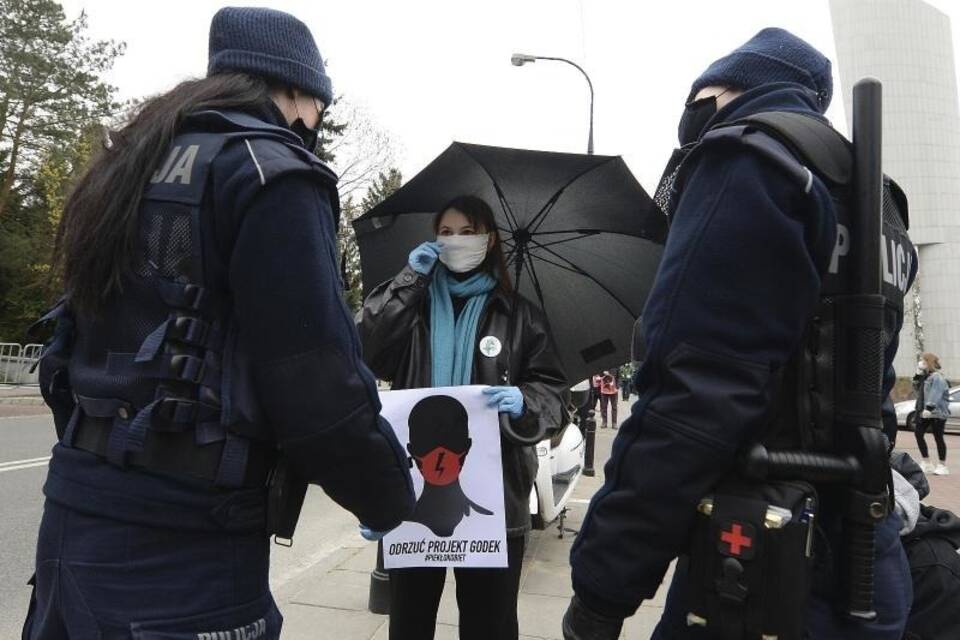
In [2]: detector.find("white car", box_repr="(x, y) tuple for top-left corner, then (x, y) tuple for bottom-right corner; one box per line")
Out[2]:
(894, 385), (960, 434)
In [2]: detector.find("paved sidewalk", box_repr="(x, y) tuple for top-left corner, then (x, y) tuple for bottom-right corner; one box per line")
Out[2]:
(275, 398), (671, 639)
(0, 386), (47, 418)
(0, 385), (42, 401)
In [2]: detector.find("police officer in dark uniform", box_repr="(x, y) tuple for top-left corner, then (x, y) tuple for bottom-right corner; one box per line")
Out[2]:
(22, 7), (414, 638)
(563, 29), (914, 639)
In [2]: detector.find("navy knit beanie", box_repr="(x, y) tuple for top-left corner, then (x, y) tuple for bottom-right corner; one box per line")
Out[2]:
(690, 28), (833, 112)
(208, 6), (333, 106)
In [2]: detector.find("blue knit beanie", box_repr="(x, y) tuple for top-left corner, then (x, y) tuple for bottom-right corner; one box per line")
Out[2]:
(690, 28), (832, 111)
(208, 6), (333, 106)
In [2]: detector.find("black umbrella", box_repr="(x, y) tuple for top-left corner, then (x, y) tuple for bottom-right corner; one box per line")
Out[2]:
(353, 142), (667, 385)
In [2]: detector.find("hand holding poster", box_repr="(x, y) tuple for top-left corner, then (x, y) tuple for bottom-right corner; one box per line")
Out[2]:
(380, 385), (508, 569)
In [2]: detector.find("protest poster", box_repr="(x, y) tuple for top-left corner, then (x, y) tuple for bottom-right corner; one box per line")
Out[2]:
(380, 385), (508, 569)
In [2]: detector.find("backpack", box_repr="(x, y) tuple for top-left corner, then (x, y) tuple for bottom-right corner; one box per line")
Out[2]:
(903, 505), (960, 640)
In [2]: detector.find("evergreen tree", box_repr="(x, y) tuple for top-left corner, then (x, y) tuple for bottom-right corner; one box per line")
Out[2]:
(338, 169), (403, 311)
(0, 124), (101, 341)
(0, 0), (124, 218)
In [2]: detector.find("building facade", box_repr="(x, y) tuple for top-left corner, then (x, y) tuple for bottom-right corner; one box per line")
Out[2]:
(831, 0), (960, 380)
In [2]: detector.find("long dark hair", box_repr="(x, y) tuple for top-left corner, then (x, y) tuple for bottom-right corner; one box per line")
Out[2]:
(55, 73), (274, 317)
(432, 195), (513, 294)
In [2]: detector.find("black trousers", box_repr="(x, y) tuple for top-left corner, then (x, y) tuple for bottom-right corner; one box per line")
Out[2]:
(915, 417), (948, 461)
(599, 394), (618, 426)
(389, 536), (525, 640)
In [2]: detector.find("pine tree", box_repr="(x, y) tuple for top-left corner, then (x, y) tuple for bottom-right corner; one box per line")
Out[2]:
(0, 0), (124, 218)
(0, 124), (101, 341)
(338, 169), (403, 311)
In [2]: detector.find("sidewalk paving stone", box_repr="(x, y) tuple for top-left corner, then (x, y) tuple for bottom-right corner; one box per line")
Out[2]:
(280, 604), (385, 639)
(290, 568), (373, 612)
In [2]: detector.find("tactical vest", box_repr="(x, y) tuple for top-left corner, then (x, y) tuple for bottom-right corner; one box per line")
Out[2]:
(38, 110), (339, 489)
(658, 111), (915, 454)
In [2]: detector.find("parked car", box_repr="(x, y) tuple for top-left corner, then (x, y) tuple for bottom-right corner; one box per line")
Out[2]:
(894, 386), (960, 434)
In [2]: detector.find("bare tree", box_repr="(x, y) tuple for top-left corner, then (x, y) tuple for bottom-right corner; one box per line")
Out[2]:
(325, 98), (397, 199)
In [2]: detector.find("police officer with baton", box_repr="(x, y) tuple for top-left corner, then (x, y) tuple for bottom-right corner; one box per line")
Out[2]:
(23, 8), (413, 638)
(564, 28), (915, 639)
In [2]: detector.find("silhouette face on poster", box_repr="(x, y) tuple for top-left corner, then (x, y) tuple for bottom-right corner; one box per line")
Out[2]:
(406, 395), (493, 537)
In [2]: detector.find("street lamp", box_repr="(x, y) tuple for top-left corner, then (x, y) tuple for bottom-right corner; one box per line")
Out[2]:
(511, 53), (595, 155)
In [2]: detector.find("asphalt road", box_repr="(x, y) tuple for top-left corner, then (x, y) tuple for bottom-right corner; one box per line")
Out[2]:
(0, 413), (55, 638)
(0, 410), (361, 638)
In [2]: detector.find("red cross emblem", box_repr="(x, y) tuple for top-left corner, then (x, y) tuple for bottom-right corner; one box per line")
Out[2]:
(719, 522), (754, 558)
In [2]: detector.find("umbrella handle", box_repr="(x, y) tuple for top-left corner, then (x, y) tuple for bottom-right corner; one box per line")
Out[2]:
(499, 412), (546, 446)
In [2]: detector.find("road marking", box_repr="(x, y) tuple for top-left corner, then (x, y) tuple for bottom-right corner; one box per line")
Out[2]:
(568, 498), (592, 505)
(0, 456), (51, 474)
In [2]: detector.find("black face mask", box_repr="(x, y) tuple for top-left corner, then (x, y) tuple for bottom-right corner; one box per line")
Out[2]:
(291, 116), (322, 154)
(677, 95), (718, 147)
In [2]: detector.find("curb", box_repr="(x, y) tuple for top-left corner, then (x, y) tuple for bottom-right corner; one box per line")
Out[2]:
(0, 397), (45, 406)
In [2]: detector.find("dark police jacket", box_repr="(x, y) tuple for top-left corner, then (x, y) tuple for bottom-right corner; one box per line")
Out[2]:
(359, 265), (569, 537)
(570, 83), (915, 617)
(40, 105), (414, 533)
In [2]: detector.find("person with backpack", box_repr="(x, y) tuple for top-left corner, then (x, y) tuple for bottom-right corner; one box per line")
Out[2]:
(564, 28), (914, 640)
(913, 352), (951, 475)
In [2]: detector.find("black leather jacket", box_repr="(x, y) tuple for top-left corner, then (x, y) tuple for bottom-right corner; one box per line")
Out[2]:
(359, 264), (569, 536)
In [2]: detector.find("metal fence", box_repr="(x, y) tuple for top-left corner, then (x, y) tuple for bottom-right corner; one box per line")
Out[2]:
(0, 343), (43, 385)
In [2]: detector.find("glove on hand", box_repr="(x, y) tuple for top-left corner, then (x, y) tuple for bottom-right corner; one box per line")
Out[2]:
(561, 596), (624, 640)
(483, 386), (524, 419)
(408, 241), (441, 275)
(922, 409), (933, 419)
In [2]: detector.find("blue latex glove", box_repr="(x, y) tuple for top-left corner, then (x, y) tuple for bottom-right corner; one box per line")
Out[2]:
(359, 524), (390, 541)
(483, 386), (525, 419)
(408, 241), (441, 275)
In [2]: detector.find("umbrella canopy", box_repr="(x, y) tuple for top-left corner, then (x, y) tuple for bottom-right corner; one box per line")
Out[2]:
(353, 142), (667, 385)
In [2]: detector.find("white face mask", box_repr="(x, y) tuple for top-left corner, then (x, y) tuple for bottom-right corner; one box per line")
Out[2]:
(437, 234), (490, 273)
(918, 360), (928, 371)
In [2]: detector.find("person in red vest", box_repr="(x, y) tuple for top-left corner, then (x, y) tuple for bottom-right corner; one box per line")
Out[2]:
(599, 371), (619, 428)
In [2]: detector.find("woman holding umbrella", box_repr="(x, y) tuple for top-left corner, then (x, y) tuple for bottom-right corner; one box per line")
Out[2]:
(359, 194), (568, 640)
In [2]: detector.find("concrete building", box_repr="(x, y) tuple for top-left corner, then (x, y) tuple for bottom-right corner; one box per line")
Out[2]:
(830, 0), (960, 379)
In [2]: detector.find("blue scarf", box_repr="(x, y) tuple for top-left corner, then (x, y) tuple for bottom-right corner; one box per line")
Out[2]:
(429, 267), (498, 387)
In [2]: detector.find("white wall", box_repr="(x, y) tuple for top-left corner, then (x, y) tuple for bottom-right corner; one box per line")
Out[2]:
(830, 0), (960, 378)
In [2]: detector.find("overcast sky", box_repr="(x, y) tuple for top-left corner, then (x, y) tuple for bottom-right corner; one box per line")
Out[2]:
(60, 0), (959, 194)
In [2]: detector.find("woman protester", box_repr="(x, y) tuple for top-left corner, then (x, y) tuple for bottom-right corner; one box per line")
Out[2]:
(913, 352), (951, 475)
(359, 195), (568, 640)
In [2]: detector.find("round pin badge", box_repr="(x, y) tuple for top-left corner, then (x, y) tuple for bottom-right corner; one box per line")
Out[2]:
(479, 336), (502, 358)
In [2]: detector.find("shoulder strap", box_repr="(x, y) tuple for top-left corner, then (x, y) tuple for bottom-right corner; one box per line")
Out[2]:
(691, 122), (815, 194)
(184, 108), (339, 185)
(730, 111), (853, 186)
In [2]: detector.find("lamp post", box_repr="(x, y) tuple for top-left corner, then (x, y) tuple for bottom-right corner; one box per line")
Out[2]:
(511, 53), (595, 154)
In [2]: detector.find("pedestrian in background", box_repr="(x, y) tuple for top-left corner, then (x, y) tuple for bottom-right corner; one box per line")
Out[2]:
(914, 352), (951, 475)
(599, 370), (619, 428)
(618, 363), (634, 401)
(591, 372), (603, 411)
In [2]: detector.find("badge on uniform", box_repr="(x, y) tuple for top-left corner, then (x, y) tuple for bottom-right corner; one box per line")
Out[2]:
(716, 520), (756, 560)
(479, 336), (502, 358)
